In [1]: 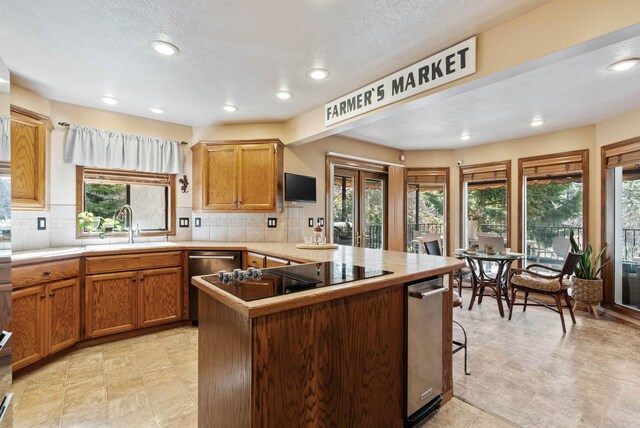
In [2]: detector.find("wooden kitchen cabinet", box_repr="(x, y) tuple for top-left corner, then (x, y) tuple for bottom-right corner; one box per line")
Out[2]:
(138, 267), (182, 328)
(246, 252), (266, 269)
(265, 256), (290, 268)
(192, 140), (283, 212)
(85, 272), (138, 339)
(46, 279), (80, 354)
(8, 285), (46, 370)
(10, 107), (50, 210)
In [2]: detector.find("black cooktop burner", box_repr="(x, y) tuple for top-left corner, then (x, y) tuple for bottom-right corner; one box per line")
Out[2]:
(201, 261), (393, 302)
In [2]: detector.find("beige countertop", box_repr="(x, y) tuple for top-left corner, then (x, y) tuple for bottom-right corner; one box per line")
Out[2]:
(12, 241), (463, 317)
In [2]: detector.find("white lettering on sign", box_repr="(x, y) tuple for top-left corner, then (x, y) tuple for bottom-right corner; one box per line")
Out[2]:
(324, 37), (476, 126)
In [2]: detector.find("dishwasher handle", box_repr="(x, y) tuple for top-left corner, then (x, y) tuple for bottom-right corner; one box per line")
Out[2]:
(409, 285), (448, 300)
(188, 255), (237, 260)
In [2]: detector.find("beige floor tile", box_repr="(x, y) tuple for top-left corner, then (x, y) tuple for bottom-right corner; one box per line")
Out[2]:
(104, 364), (142, 389)
(467, 413), (518, 427)
(108, 407), (158, 428)
(107, 380), (146, 400)
(13, 398), (63, 428)
(167, 349), (197, 366)
(147, 379), (188, 406)
(142, 366), (180, 388)
(62, 386), (107, 415)
(107, 388), (151, 420)
(64, 372), (106, 396)
(152, 395), (197, 428)
(104, 353), (138, 372)
(59, 402), (108, 427)
(18, 384), (65, 409)
(102, 346), (135, 360)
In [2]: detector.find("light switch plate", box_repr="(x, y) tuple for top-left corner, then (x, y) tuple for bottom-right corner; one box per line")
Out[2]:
(179, 218), (190, 228)
(37, 217), (46, 230)
(194, 217), (201, 228)
(317, 217), (324, 227)
(308, 218), (314, 227)
(267, 218), (277, 228)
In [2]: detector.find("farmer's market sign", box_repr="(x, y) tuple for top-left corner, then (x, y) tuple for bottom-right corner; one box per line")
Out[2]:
(325, 37), (476, 126)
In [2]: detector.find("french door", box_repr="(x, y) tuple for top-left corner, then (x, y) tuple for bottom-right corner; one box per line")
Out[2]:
(332, 167), (387, 249)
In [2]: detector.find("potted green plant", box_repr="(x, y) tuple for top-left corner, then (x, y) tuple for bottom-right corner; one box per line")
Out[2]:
(77, 211), (101, 233)
(569, 231), (610, 319)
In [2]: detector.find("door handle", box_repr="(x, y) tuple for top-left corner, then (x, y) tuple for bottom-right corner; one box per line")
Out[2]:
(409, 286), (448, 300)
(0, 331), (12, 351)
(0, 393), (12, 423)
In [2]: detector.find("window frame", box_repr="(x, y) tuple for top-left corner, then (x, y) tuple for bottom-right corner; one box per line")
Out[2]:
(75, 166), (176, 238)
(406, 167), (450, 255)
(517, 149), (589, 258)
(459, 160), (511, 248)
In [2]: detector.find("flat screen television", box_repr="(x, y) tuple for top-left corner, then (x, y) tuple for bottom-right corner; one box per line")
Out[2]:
(285, 173), (317, 203)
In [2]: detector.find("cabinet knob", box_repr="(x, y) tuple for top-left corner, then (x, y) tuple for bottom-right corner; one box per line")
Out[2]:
(43, 271), (51, 276)
(40, 294), (46, 299)
(140, 276), (145, 282)
(131, 277), (137, 282)
(48, 291), (55, 297)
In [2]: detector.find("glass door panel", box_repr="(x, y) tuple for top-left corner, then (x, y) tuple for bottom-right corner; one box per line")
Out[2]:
(465, 181), (507, 247)
(406, 184), (445, 252)
(614, 167), (640, 311)
(363, 175), (385, 249)
(332, 170), (356, 246)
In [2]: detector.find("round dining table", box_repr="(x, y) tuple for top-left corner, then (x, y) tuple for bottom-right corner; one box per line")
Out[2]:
(454, 249), (527, 317)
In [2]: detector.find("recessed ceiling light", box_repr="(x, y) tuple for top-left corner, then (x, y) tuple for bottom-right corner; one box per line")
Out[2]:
(306, 68), (330, 80)
(461, 134), (471, 141)
(149, 40), (180, 56)
(274, 90), (294, 100)
(223, 104), (239, 112)
(530, 118), (545, 127)
(101, 96), (120, 105)
(607, 58), (640, 72)
(149, 107), (165, 114)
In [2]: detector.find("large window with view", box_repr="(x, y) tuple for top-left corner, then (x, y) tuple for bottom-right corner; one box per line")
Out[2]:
(519, 150), (588, 269)
(406, 168), (448, 253)
(77, 167), (175, 237)
(460, 161), (510, 249)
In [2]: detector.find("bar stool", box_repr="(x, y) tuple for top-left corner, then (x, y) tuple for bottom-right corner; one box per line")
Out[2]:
(453, 288), (470, 375)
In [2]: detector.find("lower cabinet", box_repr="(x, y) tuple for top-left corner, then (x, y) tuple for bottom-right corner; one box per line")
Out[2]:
(9, 278), (80, 370)
(138, 267), (182, 328)
(85, 267), (182, 338)
(85, 272), (138, 339)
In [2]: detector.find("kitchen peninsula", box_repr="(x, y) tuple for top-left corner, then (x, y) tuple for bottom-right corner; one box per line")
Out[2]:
(192, 243), (464, 427)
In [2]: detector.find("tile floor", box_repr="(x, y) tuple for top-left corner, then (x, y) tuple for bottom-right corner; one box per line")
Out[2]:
(9, 291), (640, 428)
(11, 326), (198, 428)
(452, 288), (640, 428)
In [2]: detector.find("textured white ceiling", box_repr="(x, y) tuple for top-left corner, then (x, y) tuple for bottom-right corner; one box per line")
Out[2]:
(0, 0), (549, 126)
(343, 31), (640, 149)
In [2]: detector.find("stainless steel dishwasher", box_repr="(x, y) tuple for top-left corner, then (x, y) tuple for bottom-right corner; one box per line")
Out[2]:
(406, 276), (448, 427)
(188, 250), (242, 324)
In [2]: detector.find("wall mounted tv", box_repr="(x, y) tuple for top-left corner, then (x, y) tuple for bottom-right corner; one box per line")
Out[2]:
(284, 173), (317, 203)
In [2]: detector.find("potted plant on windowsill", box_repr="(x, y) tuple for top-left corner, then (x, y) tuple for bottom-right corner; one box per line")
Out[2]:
(77, 211), (101, 233)
(569, 231), (610, 319)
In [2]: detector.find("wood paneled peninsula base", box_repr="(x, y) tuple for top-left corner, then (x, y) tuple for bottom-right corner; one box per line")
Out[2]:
(193, 248), (463, 427)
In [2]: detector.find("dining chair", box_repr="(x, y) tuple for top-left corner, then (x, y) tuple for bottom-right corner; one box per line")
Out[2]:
(507, 251), (582, 333)
(423, 240), (472, 297)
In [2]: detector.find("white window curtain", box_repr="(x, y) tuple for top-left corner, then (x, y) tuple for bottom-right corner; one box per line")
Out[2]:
(63, 124), (183, 174)
(0, 115), (9, 162)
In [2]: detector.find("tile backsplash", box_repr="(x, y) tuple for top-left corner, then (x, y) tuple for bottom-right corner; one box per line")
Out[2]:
(11, 205), (313, 251)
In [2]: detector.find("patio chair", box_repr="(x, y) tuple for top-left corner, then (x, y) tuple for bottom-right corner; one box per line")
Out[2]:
(477, 235), (505, 252)
(507, 251), (582, 333)
(410, 232), (440, 254)
(423, 239), (472, 297)
(533, 236), (570, 266)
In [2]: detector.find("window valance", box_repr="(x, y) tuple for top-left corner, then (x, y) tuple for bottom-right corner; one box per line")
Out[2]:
(63, 124), (183, 174)
(461, 161), (509, 183)
(407, 168), (447, 186)
(0, 115), (9, 162)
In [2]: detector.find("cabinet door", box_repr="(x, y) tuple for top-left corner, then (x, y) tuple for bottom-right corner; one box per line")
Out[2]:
(10, 110), (47, 209)
(237, 144), (276, 210)
(45, 279), (80, 354)
(85, 272), (137, 339)
(8, 286), (46, 370)
(246, 252), (266, 269)
(265, 256), (290, 268)
(138, 267), (182, 328)
(204, 146), (237, 210)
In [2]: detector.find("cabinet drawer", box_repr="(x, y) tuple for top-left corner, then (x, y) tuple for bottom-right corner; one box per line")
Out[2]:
(85, 251), (182, 275)
(13, 258), (79, 289)
(265, 256), (290, 268)
(246, 252), (266, 269)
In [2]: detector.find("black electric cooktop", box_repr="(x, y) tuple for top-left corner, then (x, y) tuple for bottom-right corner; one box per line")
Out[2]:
(201, 261), (393, 302)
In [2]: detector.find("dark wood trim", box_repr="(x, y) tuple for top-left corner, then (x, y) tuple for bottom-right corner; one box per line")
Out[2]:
(516, 149), (589, 255)
(601, 136), (640, 308)
(458, 160), (511, 248)
(75, 165), (177, 239)
(405, 167), (451, 255)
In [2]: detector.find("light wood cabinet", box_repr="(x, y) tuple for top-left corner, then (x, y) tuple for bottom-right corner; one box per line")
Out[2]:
(246, 252), (266, 269)
(8, 278), (80, 370)
(138, 267), (182, 328)
(265, 256), (290, 268)
(85, 272), (138, 339)
(10, 107), (50, 210)
(192, 140), (283, 212)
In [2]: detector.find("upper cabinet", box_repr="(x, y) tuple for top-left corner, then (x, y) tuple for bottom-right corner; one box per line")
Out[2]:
(10, 106), (50, 210)
(192, 139), (284, 212)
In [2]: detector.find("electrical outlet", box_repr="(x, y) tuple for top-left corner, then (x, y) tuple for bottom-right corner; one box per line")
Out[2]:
(37, 217), (47, 230)
(308, 218), (314, 227)
(267, 218), (277, 228)
(317, 218), (324, 227)
(179, 218), (190, 228)
(195, 217), (201, 228)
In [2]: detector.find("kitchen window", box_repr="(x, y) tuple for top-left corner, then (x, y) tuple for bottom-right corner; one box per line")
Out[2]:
(76, 166), (176, 238)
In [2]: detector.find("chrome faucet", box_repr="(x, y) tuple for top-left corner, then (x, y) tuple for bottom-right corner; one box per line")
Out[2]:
(116, 205), (138, 244)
